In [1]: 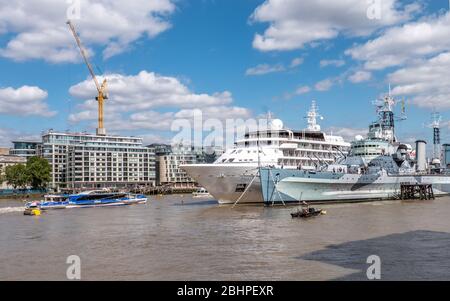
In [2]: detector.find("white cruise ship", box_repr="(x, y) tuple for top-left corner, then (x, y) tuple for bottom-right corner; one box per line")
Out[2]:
(181, 102), (351, 204)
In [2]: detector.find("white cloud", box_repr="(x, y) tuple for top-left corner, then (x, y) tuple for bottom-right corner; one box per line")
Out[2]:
(246, 57), (303, 76)
(99, 107), (251, 133)
(343, 10), (450, 109)
(0, 128), (41, 147)
(69, 71), (233, 113)
(326, 127), (367, 142)
(245, 63), (285, 76)
(68, 70), (252, 131)
(315, 78), (334, 92)
(0, 128), (14, 147)
(388, 52), (450, 109)
(320, 59), (345, 68)
(348, 71), (372, 83)
(282, 85), (311, 100)
(140, 133), (170, 145)
(175, 106), (251, 120)
(290, 57), (304, 68)
(109, 111), (176, 131)
(295, 86), (311, 95)
(346, 12), (450, 70)
(0, 0), (175, 62)
(251, 0), (418, 51)
(0, 86), (56, 117)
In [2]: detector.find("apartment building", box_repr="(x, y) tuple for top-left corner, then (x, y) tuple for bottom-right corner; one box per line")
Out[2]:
(41, 131), (156, 190)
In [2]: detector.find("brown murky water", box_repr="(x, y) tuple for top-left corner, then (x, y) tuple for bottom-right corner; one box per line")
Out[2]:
(1, 195), (450, 280)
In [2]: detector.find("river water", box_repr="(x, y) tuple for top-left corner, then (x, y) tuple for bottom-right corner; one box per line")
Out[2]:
(1, 195), (450, 281)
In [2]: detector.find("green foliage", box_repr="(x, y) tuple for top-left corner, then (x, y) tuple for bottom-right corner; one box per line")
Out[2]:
(0, 166), (4, 184)
(3, 157), (51, 190)
(5, 164), (29, 190)
(26, 156), (51, 190)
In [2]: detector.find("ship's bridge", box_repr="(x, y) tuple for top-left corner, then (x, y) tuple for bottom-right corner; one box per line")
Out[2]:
(350, 139), (394, 158)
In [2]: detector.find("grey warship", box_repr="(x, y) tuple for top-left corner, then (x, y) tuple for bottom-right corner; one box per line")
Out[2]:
(260, 91), (450, 205)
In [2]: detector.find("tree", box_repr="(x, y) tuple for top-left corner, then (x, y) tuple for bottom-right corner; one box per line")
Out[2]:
(26, 156), (51, 190)
(0, 166), (4, 184)
(5, 164), (29, 190)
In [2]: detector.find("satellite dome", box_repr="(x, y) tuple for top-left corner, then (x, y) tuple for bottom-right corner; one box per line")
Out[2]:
(270, 119), (283, 130)
(432, 158), (441, 165)
(355, 135), (364, 141)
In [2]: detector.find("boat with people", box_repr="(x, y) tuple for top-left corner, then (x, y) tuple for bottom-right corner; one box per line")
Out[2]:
(24, 190), (147, 211)
(181, 102), (350, 204)
(259, 90), (450, 205)
(291, 207), (326, 218)
(192, 187), (212, 198)
(23, 202), (41, 216)
(36, 194), (70, 210)
(290, 201), (326, 218)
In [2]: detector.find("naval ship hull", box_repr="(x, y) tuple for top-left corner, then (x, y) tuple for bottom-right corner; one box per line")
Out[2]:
(259, 168), (450, 205)
(181, 164), (264, 204)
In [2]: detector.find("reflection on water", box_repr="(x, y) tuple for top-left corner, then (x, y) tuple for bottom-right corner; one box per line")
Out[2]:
(0, 195), (450, 280)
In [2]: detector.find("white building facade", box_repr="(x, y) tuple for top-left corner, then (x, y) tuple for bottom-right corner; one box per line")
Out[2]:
(41, 131), (156, 191)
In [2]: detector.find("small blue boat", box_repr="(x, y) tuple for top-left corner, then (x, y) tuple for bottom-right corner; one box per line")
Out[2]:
(25, 191), (147, 210)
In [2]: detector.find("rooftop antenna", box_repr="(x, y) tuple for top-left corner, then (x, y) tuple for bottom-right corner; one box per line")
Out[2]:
(306, 100), (324, 132)
(399, 97), (407, 121)
(66, 98), (73, 132)
(267, 111), (273, 122)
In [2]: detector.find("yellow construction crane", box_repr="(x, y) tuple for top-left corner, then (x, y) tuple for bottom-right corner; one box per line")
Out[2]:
(67, 20), (108, 136)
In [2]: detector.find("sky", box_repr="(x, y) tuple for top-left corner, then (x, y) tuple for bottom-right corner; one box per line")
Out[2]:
(1, 0), (450, 148)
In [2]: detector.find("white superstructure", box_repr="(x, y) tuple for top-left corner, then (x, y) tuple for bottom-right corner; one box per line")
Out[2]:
(181, 102), (350, 204)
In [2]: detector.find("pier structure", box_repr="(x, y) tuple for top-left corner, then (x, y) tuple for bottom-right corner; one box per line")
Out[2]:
(400, 183), (435, 200)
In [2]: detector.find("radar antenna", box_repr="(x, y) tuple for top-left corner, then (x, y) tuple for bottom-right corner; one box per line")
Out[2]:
(305, 100), (324, 132)
(371, 86), (407, 142)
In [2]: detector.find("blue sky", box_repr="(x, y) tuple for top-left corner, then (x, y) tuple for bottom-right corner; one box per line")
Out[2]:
(1, 0), (450, 147)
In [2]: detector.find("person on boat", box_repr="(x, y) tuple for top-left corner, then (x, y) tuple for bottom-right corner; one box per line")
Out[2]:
(301, 201), (309, 215)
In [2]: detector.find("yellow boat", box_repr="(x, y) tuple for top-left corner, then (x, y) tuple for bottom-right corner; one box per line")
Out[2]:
(24, 208), (41, 216)
(24, 201), (42, 216)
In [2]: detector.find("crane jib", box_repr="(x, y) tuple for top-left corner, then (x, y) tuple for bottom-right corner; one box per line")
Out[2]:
(67, 20), (108, 134)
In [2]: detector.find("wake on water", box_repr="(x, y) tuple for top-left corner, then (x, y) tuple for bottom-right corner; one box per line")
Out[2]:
(0, 206), (25, 215)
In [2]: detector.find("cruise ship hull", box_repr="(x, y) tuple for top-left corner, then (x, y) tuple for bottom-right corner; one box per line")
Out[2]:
(181, 164), (264, 204)
(259, 168), (450, 204)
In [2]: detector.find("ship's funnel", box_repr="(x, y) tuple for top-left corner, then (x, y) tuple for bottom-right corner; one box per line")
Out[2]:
(415, 140), (427, 172)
